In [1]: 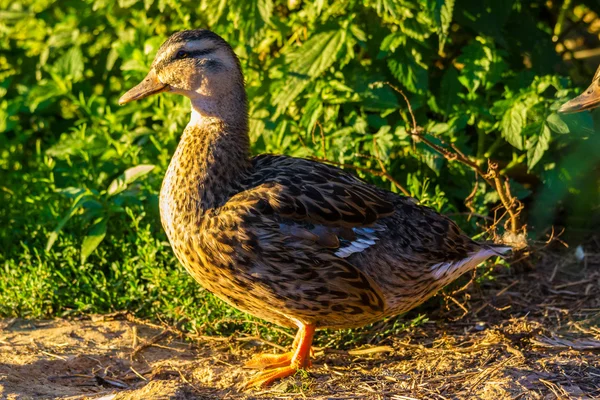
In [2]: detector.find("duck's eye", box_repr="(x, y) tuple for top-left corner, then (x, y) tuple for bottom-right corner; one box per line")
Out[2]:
(176, 50), (189, 59)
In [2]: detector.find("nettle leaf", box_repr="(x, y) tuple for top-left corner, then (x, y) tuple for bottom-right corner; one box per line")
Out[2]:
(107, 164), (155, 196)
(457, 37), (505, 93)
(273, 28), (346, 114)
(430, 0), (455, 51)
(380, 32), (407, 53)
(230, 0), (274, 41)
(501, 102), (526, 150)
(373, 0), (406, 21)
(118, 0), (138, 8)
(53, 46), (84, 82)
(27, 80), (65, 112)
(372, 125), (394, 161)
(422, 146), (444, 175)
(46, 191), (96, 251)
(400, 13), (434, 41)
(350, 24), (367, 42)
(387, 47), (429, 94)
(546, 113), (569, 134)
(527, 122), (551, 170)
(202, 0), (228, 26)
(299, 94), (323, 134)
(362, 84), (399, 110)
(437, 67), (461, 115)
(258, 0), (273, 25)
(81, 218), (108, 263)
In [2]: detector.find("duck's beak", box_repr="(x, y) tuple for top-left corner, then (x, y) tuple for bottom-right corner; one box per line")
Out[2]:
(119, 69), (169, 105)
(559, 76), (600, 114)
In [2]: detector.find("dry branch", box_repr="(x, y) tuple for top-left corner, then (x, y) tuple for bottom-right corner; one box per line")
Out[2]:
(376, 81), (525, 239)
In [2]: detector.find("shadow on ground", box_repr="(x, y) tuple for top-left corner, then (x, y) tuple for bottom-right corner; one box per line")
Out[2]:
(1, 245), (599, 399)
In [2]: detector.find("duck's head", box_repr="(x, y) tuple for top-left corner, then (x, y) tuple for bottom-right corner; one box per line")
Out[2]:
(558, 66), (600, 114)
(119, 30), (245, 118)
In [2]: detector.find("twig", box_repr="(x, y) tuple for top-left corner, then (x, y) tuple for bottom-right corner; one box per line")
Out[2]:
(131, 325), (138, 349)
(378, 81), (524, 236)
(467, 356), (517, 394)
(40, 350), (67, 360)
(130, 330), (171, 359)
(308, 156), (411, 196)
(372, 136), (411, 196)
(235, 334), (288, 352)
(487, 161), (520, 233)
(442, 293), (470, 320)
(129, 366), (148, 381)
(320, 345), (394, 356)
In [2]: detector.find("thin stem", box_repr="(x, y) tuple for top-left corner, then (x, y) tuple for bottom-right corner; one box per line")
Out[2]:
(379, 81), (522, 235)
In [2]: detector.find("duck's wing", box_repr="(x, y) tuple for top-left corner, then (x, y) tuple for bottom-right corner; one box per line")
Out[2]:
(212, 155), (494, 323)
(246, 155), (397, 228)
(207, 156), (391, 320)
(240, 155), (482, 265)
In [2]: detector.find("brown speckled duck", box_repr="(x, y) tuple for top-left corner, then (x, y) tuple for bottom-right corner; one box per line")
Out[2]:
(119, 30), (511, 388)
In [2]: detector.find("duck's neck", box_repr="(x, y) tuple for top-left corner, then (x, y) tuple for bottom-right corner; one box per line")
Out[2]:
(161, 98), (250, 217)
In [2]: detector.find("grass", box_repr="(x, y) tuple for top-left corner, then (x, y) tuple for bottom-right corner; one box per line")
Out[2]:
(1, 0), (598, 354)
(2, 246), (598, 399)
(0, 212), (431, 347)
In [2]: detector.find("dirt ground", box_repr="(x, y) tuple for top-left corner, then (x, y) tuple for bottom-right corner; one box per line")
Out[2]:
(1, 246), (600, 399)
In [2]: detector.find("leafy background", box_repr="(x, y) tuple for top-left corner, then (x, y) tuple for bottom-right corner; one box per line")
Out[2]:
(1, 0), (599, 338)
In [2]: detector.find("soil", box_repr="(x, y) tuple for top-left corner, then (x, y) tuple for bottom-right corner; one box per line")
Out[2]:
(1, 247), (599, 399)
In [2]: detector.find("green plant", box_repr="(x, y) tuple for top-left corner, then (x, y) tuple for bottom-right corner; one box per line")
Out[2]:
(46, 163), (155, 263)
(1, 0), (598, 335)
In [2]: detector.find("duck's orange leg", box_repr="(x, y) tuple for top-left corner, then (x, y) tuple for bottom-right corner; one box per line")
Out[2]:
(243, 324), (315, 389)
(244, 325), (311, 370)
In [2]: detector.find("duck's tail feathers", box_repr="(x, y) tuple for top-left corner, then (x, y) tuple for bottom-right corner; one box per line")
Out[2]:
(430, 244), (511, 281)
(484, 243), (513, 258)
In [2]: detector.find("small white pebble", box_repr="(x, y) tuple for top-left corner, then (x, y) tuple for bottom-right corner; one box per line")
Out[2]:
(575, 245), (585, 262)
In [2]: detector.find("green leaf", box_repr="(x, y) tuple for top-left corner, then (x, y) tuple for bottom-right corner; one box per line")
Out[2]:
(361, 83), (399, 110)
(258, 0), (273, 24)
(527, 122), (551, 170)
(81, 218), (108, 263)
(299, 94), (323, 134)
(53, 46), (84, 82)
(457, 37), (506, 93)
(373, 0), (405, 21)
(118, 0), (138, 7)
(400, 15), (433, 41)
(46, 192), (94, 251)
(437, 67), (461, 115)
(27, 81), (65, 112)
(501, 102), (526, 150)
(431, 0), (455, 51)
(107, 164), (155, 196)
(387, 48), (429, 94)
(273, 29), (346, 114)
(546, 113), (569, 134)
(380, 32), (406, 53)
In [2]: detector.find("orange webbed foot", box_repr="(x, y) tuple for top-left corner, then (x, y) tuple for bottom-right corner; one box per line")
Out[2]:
(242, 365), (300, 389)
(242, 323), (316, 389)
(244, 351), (294, 369)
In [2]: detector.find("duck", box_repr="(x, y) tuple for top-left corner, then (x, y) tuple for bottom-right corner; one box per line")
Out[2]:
(559, 65), (600, 113)
(119, 29), (511, 389)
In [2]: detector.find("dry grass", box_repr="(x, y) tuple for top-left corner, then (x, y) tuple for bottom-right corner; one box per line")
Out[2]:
(1, 244), (599, 399)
